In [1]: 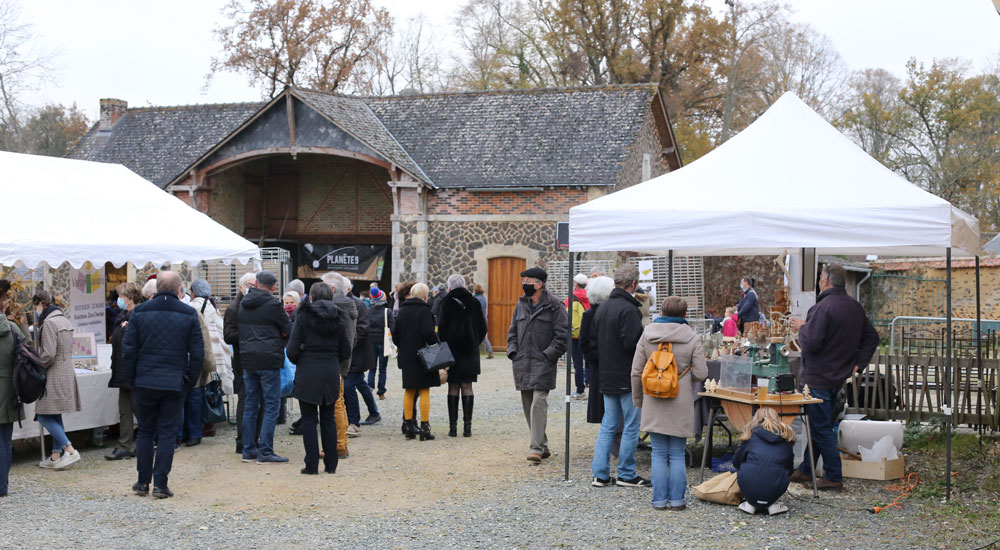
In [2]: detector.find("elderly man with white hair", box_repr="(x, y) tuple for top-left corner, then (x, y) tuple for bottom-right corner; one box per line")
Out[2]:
(224, 271), (260, 454)
(321, 272), (357, 458)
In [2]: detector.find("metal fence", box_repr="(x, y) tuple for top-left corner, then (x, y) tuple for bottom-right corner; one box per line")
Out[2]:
(626, 255), (706, 325)
(196, 247), (290, 313)
(546, 259), (617, 301)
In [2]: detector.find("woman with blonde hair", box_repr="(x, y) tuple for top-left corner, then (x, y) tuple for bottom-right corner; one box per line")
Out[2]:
(733, 407), (795, 515)
(392, 283), (440, 440)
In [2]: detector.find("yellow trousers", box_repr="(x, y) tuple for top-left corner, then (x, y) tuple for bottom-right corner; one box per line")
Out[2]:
(335, 377), (348, 453)
(403, 388), (430, 422)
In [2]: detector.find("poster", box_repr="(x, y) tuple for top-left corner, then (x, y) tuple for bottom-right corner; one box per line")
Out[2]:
(69, 263), (106, 345)
(297, 243), (387, 280)
(638, 260), (654, 281)
(638, 282), (656, 316)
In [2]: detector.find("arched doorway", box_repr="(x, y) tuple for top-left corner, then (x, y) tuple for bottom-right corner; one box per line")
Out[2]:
(487, 256), (526, 351)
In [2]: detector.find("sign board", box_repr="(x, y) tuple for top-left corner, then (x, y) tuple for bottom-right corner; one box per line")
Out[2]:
(556, 222), (569, 250)
(69, 263), (106, 345)
(638, 260), (654, 281)
(297, 244), (387, 280)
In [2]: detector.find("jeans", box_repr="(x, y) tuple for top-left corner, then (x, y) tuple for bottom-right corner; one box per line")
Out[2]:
(367, 342), (388, 396)
(344, 371), (379, 425)
(242, 369), (281, 457)
(571, 339), (587, 394)
(299, 401), (338, 473)
(797, 387), (841, 483)
(0, 423), (12, 495)
(591, 393), (640, 481)
(36, 414), (70, 455)
(133, 388), (184, 488)
(650, 433), (687, 508)
(177, 387), (204, 441)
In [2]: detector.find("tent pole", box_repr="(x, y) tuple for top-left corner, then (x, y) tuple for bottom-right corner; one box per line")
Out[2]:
(564, 251), (575, 482)
(668, 250), (674, 295)
(976, 255), (982, 446)
(945, 247), (953, 501)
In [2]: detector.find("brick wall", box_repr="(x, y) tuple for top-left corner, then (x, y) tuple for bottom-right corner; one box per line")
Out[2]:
(297, 159), (393, 234)
(427, 188), (588, 216)
(209, 169), (245, 234)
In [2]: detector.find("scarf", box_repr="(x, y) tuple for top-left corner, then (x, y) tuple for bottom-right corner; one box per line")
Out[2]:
(653, 316), (688, 325)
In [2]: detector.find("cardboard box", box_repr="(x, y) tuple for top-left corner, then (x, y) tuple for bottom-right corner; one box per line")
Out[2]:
(841, 455), (905, 481)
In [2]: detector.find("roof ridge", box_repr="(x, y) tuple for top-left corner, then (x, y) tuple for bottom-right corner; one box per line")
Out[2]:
(126, 101), (263, 112)
(293, 83), (658, 102)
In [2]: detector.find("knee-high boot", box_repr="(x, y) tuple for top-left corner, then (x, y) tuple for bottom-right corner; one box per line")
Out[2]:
(447, 395), (460, 437)
(462, 395), (474, 437)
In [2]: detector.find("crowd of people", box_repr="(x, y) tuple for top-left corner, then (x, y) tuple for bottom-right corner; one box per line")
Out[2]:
(0, 262), (876, 514)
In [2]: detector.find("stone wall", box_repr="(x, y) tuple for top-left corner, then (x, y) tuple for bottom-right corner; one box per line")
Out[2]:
(871, 258), (1000, 322)
(615, 107), (668, 191)
(703, 256), (782, 317)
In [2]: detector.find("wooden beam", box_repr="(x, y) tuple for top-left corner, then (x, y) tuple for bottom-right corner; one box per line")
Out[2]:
(286, 94), (297, 156)
(201, 146), (394, 178)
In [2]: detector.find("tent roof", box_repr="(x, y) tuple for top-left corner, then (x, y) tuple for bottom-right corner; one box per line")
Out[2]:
(569, 92), (979, 257)
(0, 152), (260, 269)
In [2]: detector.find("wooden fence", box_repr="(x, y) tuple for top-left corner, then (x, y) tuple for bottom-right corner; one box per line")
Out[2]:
(846, 354), (1000, 431)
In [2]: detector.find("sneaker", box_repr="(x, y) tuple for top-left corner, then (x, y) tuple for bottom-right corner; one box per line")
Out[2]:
(152, 486), (174, 499)
(257, 453), (290, 464)
(739, 501), (757, 515)
(38, 457), (58, 469)
(616, 476), (651, 487)
(54, 450), (81, 469)
(767, 502), (788, 515)
(591, 476), (615, 487)
(346, 424), (361, 437)
(360, 414), (382, 426)
(241, 452), (258, 463)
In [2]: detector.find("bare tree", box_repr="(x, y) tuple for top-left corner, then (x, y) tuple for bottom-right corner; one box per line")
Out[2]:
(0, 0), (55, 151)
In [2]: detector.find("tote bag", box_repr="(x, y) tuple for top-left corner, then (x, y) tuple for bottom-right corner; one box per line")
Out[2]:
(383, 309), (398, 358)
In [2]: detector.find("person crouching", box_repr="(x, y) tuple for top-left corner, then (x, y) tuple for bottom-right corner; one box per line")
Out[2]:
(733, 407), (795, 515)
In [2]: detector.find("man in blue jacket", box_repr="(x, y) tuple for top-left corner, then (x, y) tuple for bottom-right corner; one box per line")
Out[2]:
(789, 263), (878, 491)
(122, 271), (204, 499)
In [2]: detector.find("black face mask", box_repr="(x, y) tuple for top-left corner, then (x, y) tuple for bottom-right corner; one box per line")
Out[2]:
(522, 284), (538, 297)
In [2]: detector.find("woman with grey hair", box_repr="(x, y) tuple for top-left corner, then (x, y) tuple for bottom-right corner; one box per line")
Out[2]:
(437, 274), (487, 437)
(580, 276), (614, 424)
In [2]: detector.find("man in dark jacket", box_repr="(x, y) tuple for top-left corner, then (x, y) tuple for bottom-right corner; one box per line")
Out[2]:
(589, 265), (648, 487)
(366, 286), (394, 398)
(507, 267), (568, 463)
(224, 272), (259, 454)
(344, 279), (380, 432)
(122, 271), (203, 498)
(789, 263), (878, 491)
(238, 271), (292, 464)
(736, 277), (760, 333)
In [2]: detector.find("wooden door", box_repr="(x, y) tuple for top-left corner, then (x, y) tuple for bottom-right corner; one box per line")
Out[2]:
(488, 257), (526, 351)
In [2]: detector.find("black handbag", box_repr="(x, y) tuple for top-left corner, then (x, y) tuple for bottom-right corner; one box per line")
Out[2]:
(201, 376), (228, 424)
(417, 335), (456, 372)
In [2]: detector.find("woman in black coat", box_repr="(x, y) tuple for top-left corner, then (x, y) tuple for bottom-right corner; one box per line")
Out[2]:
(437, 274), (487, 438)
(287, 283), (352, 475)
(580, 276), (614, 424)
(391, 283), (440, 441)
(105, 282), (143, 461)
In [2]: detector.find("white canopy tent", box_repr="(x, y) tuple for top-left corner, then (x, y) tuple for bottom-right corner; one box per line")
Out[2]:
(0, 151), (260, 268)
(569, 92), (978, 257)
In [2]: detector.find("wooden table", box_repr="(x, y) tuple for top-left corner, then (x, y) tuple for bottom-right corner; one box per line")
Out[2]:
(697, 389), (822, 498)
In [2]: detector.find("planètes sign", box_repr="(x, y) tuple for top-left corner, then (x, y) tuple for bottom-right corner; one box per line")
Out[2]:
(297, 243), (387, 280)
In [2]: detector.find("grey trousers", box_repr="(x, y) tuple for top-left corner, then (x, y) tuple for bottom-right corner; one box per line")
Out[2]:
(520, 389), (549, 455)
(117, 387), (136, 452)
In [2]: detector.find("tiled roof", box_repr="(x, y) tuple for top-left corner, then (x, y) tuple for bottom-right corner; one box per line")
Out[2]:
(69, 103), (263, 188)
(366, 85), (658, 188)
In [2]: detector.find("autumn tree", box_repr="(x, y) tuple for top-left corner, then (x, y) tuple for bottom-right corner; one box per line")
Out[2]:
(0, 0), (55, 151)
(211, 0), (392, 98)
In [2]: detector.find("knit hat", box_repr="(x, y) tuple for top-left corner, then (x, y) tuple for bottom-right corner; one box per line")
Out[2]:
(370, 287), (384, 300)
(191, 279), (212, 298)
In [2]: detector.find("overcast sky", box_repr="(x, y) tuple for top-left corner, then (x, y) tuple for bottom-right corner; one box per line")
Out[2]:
(17, 0), (1000, 120)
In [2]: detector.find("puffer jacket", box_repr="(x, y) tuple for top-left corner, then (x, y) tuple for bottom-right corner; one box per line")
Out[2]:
(367, 297), (395, 340)
(507, 288), (568, 391)
(0, 320), (25, 424)
(630, 320), (707, 438)
(733, 427), (794, 508)
(288, 300), (352, 406)
(238, 288), (292, 371)
(122, 292), (204, 392)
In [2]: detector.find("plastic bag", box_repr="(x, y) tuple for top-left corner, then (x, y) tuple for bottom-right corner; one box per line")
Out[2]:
(280, 351), (296, 398)
(859, 434), (899, 462)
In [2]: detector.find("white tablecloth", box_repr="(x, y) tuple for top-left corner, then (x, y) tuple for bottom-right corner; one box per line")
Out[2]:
(12, 370), (119, 441)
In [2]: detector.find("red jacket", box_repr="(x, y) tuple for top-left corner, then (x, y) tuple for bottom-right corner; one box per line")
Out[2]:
(564, 288), (591, 310)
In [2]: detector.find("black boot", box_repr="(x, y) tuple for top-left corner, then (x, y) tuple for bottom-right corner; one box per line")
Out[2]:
(462, 395), (474, 437)
(447, 395), (460, 437)
(404, 419), (417, 440)
(419, 422), (435, 441)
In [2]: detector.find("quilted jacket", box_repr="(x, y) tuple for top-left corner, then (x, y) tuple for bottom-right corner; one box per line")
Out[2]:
(122, 291), (204, 392)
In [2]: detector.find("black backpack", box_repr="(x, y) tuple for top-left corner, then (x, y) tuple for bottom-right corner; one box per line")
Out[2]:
(9, 322), (47, 406)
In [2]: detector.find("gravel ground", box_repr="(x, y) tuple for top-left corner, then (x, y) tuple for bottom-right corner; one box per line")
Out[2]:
(2, 356), (998, 549)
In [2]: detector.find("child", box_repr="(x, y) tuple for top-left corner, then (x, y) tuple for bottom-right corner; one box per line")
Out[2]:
(732, 407), (795, 515)
(721, 307), (738, 337)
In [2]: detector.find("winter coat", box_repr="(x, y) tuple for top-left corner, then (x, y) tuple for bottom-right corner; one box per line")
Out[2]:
(349, 295), (374, 374)
(437, 287), (487, 384)
(191, 297), (234, 394)
(473, 293), (488, 326)
(797, 286), (879, 390)
(737, 287), (760, 326)
(0, 320), (25, 424)
(367, 297), (395, 341)
(722, 314), (738, 337)
(223, 291), (244, 377)
(192, 309), (217, 388)
(634, 292), (653, 327)
(122, 292), (204, 393)
(392, 298), (441, 389)
(507, 288), (568, 391)
(592, 288), (644, 395)
(35, 308), (81, 415)
(579, 305), (603, 424)
(732, 427), (794, 508)
(108, 309), (132, 389)
(238, 288), (292, 372)
(630, 320), (707, 438)
(287, 300), (352, 406)
(332, 292), (358, 376)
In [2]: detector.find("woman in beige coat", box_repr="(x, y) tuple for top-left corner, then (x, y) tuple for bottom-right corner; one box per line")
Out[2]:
(631, 296), (707, 511)
(33, 290), (82, 469)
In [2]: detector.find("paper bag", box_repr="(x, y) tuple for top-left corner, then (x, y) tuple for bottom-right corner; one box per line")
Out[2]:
(692, 471), (742, 505)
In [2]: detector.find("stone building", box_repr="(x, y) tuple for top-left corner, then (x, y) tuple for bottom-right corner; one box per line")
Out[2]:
(71, 85), (681, 348)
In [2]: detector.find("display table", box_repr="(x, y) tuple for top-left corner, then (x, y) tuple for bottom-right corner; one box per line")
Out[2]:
(697, 388), (822, 497)
(13, 370), (118, 442)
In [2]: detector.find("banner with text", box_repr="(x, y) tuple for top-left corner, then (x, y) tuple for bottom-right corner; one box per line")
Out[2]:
(297, 244), (387, 280)
(69, 263), (106, 345)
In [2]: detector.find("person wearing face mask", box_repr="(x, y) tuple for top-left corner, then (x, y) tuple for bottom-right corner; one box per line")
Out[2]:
(224, 272), (260, 454)
(506, 267), (568, 463)
(32, 290), (82, 470)
(282, 291), (300, 322)
(736, 276), (760, 334)
(105, 282), (145, 460)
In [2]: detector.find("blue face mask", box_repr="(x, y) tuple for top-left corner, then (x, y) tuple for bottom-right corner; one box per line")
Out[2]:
(116, 297), (127, 309)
